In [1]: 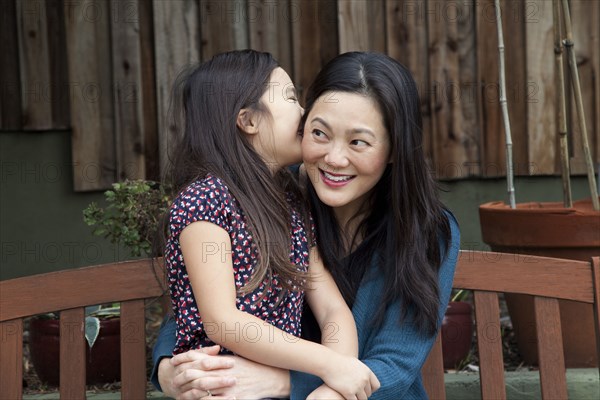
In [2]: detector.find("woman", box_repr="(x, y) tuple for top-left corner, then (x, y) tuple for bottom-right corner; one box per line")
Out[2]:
(153, 51), (460, 399)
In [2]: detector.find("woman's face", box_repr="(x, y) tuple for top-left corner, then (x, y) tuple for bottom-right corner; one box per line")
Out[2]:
(302, 91), (391, 220)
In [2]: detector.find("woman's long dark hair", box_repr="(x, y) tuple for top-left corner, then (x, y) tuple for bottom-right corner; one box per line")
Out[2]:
(163, 50), (308, 296)
(304, 52), (451, 335)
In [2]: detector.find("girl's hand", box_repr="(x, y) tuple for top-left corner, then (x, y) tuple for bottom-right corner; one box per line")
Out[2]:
(307, 384), (344, 400)
(321, 355), (380, 399)
(159, 345), (236, 400)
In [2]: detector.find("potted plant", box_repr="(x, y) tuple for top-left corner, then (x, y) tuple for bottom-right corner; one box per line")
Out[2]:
(479, 0), (599, 367)
(28, 180), (171, 386)
(441, 290), (473, 369)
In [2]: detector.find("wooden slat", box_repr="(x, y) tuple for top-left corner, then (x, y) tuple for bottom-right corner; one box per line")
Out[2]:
(121, 299), (147, 399)
(338, 0), (385, 53)
(200, 0), (248, 61)
(568, 0), (599, 174)
(386, 0), (432, 164)
(0, 0), (23, 130)
(110, 0), (146, 181)
(0, 319), (23, 400)
(421, 333), (446, 400)
(473, 291), (506, 400)
(291, 0), (338, 101)
(248, 0), (293, 76)
(534, 297), (568, 399)
(46, 0), (69, 129)
(0, 259), (165, 322)
(427, 0), (479, 179)
(476, 0), (504, 177)
(453, 251), (594, 302)
(17, 0), (53, 130)
(525, 0), (556, 174)
(592, 257), (600, 375)
(139, 0), (159, 181)
(65, 0), (115, 190)
(153, 0), (200, 175)
(60, 308), (85, 400)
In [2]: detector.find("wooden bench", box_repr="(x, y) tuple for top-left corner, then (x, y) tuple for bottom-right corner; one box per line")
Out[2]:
(1, 251), (599, 399)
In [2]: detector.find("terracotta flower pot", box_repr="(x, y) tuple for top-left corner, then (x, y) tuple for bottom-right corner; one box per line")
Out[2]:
(29, 316), (121, 385)
(479, 197), (600, 367)
(441, 301), (473, 369)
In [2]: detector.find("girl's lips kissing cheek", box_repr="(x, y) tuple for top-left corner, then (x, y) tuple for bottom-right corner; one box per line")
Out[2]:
(319, 169), (356, 187)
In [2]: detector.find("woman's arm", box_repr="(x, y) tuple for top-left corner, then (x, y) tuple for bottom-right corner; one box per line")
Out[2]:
(354, 214), (461, 400)
(181, 221), (376, 398)
(152, 306), (291, 398)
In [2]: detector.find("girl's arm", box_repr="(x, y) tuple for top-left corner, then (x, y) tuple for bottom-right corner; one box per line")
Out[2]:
(304, 247), (379, 399)
(181, 221), (376, 398)
(305, 246), (360, 358)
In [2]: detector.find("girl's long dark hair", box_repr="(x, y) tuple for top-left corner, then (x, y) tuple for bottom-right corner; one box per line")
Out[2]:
(164, 50), (308, 295)
(304, 52), (451, 335)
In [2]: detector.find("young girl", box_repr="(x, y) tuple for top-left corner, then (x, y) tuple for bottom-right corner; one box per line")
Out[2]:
(164, 50), (379, 398)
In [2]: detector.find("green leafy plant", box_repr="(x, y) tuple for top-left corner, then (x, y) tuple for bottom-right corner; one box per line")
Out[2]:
(83, 180), (171, 257)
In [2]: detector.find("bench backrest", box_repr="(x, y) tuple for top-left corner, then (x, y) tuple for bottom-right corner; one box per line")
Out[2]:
(0, 259), (165, 399)
(2, 251), (599, 399)
(421, 251), (600, 399)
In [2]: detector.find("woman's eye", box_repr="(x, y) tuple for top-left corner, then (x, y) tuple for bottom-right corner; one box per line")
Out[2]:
(350, 139), (370, 147)
(312, 129), (326, 138)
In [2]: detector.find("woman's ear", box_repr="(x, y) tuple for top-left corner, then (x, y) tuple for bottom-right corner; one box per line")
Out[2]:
(237, 108), (259, 135)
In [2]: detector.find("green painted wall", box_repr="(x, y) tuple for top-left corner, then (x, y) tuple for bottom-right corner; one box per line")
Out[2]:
(0, 131), (594, 280)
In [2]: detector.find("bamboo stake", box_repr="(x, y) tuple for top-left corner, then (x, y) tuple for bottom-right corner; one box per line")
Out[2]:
(553, 0), (572, 208)
(561, 0), (600, 210)
(494, 0), (516, 209)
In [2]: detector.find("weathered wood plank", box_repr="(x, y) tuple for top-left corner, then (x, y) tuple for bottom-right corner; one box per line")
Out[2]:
(110, 0), (146, 181)
(139, 0), (159, 181)
(474, 291), (506, 400)
(476, 0), (504, 177)
(0, 319), (23, 399)
(64, 0), (116, 190)
(386, 0), (432, 162)
(501, 0), (528, 176)
(534, 297), (568, 399)
(46, 0), (70, 129)
(338, 0), (385, 53)
(291, 0), (338, 101)
(153, 0), (200, 175)
(17, 0), (53, 130)
(248, 0), (293, 75)
(0, 0), (23, 130)
(121, 299), (147, 399)
(200, 0), (248, 61)
(525, 0), (556, 175)
(60, 308), (86, 399)
(427, 0), (479, 179)
(568, 0), (599, 174)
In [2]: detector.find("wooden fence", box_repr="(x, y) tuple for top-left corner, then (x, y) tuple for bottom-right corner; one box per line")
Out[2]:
(1, 0), (599, 190)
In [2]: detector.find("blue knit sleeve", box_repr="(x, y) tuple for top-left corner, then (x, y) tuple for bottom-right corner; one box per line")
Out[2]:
(150, 315), (178, 391)
(362, 212), (460, 399)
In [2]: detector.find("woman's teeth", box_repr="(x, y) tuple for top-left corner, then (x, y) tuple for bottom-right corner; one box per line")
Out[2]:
(323, 171), (353, 182)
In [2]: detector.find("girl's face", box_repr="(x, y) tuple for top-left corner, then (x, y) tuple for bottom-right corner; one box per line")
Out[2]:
(254, 67), (304, 170)
(302, 92), (391, 221)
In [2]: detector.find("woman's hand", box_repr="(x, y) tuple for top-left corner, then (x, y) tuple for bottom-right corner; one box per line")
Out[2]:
(307, 384), (344, 400)
(159, 345), (291, 399)
(321, 354), (380, 399)
(158, 345), (236, 400)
